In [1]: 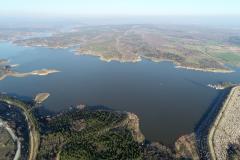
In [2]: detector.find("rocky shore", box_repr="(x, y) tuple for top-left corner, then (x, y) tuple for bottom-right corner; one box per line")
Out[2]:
(9, 40), (236, 73)
(175, 65), (234, 73)
(208, 86), (240, 160)
(74, 50), (142, 63)
(208, 82), (236, 90)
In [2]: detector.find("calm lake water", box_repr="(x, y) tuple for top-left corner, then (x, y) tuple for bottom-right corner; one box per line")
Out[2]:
(0, 42), (240, 145)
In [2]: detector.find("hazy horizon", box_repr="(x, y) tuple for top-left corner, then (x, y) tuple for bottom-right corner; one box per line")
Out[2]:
(1, 0), (240, 17)
(1, 0), (240, 28)
(1, 15), (240, 28)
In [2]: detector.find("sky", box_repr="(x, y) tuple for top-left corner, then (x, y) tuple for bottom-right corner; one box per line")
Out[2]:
(1, 0), (240, 17)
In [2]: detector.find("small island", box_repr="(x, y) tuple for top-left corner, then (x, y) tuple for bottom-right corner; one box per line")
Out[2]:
(0, 59), (59, 81)
(34, 93), (50, 104)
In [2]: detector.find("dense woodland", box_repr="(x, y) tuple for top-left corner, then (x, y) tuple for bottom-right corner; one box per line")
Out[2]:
(0, 95), (180, 159)
(37, 107), (177, 160)
(37, 109), (144, 160)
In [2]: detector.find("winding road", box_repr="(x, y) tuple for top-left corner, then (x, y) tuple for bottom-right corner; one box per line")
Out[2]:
(0, 95), (39, 160)
(0, 118), (21, 160)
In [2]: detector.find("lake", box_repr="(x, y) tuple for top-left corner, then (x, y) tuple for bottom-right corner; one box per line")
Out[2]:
(0, 42), (240, 145)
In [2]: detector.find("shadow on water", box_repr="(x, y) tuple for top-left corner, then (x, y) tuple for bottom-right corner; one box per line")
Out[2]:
(34, 103), (115, 120)
(1, 92), (33, 103)
(184, 78), (208, 88)
(194, 88), (231, 159)
(87, 105), (114, 111)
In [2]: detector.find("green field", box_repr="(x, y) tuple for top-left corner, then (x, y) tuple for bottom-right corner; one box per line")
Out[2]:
(216, 52), (240, 66)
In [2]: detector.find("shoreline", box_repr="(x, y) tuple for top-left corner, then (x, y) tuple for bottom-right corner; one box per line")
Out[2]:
(175, 65), (234, 73)
(0, 69), (60, 81)
(6, 42), (236, 73)
(208, 86), (240, 159)
(74, 51), (142, 63)
(75, 51), (234, 73)
(0, 88), (239, 159)
(0, 95), (40, 160)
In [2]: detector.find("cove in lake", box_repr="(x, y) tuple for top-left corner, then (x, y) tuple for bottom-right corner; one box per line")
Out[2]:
(0, 42), (240, 145)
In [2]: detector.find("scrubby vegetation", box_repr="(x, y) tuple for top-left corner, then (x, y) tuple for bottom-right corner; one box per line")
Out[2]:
(0, 126), (16, 160)
(228, 144), (240, 160)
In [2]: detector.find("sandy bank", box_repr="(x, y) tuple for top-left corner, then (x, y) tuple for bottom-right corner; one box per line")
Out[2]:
(0, 69), (60, 81)
(34, 93), (50, 104)
(175, 65), (234, 73)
